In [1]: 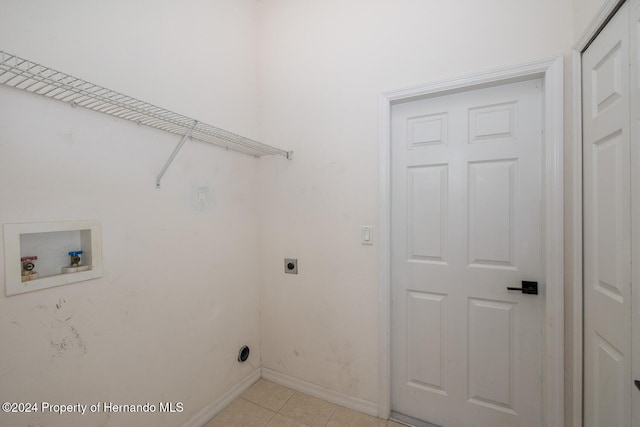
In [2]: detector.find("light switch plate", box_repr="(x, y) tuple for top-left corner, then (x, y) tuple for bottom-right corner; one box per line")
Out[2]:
(361, 226), (373, 245)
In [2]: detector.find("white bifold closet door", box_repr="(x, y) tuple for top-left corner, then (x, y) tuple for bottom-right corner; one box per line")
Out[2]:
(582, 0), (640, 425)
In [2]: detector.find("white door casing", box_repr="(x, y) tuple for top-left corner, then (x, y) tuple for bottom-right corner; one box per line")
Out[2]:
(631, 0), (640, 424)
(390, 79), (543, 426)
(378, 57), (563, 427)
(582, 2), (633, 426)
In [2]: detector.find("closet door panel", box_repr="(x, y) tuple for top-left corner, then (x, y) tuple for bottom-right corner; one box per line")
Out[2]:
(582, 3), (632, 426)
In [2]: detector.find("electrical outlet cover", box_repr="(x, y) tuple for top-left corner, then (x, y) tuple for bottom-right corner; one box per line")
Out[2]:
(284, 258), (298, 274)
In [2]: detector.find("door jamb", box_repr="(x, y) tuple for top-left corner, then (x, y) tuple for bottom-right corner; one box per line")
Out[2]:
(571, 2), (626, 427)
(378, 56), (564, 426)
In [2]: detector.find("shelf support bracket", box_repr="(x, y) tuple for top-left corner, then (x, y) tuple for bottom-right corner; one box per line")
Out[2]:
(156, 120), (198, 189)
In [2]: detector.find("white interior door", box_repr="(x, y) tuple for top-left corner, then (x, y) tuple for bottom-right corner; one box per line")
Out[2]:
(582, 2), (633, 426)
(390, 78), (544, 426)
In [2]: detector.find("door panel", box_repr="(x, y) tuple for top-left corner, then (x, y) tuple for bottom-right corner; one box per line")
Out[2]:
(406, 291), (446, 392)
(467, 298), (516, 413)
(468, 159), (517, 269)
(391, 79), (543, 427)
(407, 165), (448, 263)
(582, 2), (632, 426)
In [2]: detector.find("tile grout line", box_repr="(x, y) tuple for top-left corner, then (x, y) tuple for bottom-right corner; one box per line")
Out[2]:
(236, 397), (278, 426)
(323, 404), (338, 427)
(279, 390), (336, 427)
(240, 382), (308, 426)
(276, 389), (297, 415)
(272, 389), (303, 427)
(260, 398), (277, 427)
(239, 396), (276, 415)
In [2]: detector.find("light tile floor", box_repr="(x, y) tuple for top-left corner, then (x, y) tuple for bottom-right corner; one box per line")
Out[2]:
(204, 379), (406, 427)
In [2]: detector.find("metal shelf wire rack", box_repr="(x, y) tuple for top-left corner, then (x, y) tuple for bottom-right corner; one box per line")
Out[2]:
(0, 50), (292, 185)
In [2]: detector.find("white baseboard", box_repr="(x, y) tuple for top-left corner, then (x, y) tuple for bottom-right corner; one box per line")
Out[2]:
(182, 368), (261, 427)
(261, 367), (379, 417)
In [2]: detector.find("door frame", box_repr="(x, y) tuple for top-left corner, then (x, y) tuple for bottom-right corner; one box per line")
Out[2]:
(571, 1), (627, 427)
(377, 56), (564, 426)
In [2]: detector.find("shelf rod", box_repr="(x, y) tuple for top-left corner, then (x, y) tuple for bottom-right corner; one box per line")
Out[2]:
(156, 120), (198, 189)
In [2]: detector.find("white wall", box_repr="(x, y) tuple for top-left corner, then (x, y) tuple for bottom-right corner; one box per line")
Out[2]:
(0, 1), (262, 426)
(0, 1), (594, 425)
(257, 0), (574, 409)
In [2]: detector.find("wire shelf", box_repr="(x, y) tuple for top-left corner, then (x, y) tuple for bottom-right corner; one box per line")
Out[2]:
(0, 50), (292, 160)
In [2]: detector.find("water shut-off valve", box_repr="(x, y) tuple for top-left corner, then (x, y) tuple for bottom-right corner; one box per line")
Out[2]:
(68, 251), (83, 267)
(20, 256), (39, 282)
(61, 250), (90, 274)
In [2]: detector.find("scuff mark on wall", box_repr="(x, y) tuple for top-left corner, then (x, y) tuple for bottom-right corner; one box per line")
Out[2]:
(59, 130), (75, 145)
(69, 325), (87, 353)
(49, 320), (87, 358)
(190, 184), (214, 211)
(50, 337), (70, 353)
